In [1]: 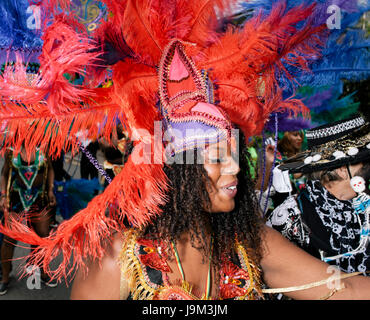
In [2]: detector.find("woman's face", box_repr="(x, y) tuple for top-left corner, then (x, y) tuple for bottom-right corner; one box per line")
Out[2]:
(202, 141), (240, 213)
(287, 131), (303, 151)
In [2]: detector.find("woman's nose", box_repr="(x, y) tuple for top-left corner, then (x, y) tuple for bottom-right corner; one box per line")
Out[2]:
(221, 155), (240, 176)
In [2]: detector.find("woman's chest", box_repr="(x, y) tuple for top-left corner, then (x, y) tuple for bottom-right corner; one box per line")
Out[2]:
(121, 234), (264, 300)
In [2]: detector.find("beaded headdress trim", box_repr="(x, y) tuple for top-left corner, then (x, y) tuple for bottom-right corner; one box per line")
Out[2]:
(306, 117), (365, 140)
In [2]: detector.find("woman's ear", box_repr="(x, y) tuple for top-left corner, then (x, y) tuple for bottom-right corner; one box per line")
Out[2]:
(335, 165), (350, 180)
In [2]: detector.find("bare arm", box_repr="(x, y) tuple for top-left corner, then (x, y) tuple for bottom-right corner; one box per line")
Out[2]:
(46, 158), (56, 207)
(260, 226), (370, 300)
(47, 158), (55, 191)
(70, 232), (130, 300)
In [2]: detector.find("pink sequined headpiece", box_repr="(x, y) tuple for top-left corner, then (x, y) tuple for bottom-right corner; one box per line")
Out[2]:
(158, 40), (233, 155)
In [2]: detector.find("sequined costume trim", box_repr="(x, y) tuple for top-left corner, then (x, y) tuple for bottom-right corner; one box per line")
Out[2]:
(119, 230), (264, 300)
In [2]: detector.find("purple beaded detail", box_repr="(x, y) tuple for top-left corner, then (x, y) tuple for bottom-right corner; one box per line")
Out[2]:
(258, 131), (267, 207)
(262, 113), (278, 217)
(78, 142), (112, 184)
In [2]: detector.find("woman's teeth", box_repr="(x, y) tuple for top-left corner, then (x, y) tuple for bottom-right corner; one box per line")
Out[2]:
(226, 186), (236, 190)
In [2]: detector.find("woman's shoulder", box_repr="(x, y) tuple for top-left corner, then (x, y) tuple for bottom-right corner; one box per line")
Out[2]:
(70, 231), (127, 300)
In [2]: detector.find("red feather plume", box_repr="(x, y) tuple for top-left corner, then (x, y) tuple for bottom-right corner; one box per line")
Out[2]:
(0, 86), (121, 160)
(197, 1), (326, 139)
(0, 15), (101, 116)
(111, 61), (159, 135)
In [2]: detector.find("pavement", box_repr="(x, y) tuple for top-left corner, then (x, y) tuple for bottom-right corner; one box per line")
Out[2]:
(0, 241), (72, 300)
(0, 150), (106, 300)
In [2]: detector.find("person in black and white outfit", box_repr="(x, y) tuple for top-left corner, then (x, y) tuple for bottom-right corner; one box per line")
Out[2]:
(267, 113), (370, 277)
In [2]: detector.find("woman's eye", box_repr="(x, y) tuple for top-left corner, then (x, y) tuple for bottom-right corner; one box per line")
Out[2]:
(231, 153), (238, 162)
(209, 157), (226, 164)
(208, 158), (220, 163)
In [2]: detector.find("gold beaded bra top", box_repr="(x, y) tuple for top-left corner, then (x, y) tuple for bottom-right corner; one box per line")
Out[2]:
(119, 230), (264, 300)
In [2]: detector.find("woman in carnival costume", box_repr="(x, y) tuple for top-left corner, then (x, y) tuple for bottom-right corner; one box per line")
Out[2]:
(0, 0), (59, 293)
(0, 0), (369, 300)
(0, 143), (57, 294)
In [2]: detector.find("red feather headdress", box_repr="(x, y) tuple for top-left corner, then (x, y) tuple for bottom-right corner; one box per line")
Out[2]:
(0, 0), (326, 281)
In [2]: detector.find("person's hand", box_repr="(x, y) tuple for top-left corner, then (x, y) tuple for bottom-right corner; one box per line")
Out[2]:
(265, 144), (276, 166)
(48, 190), (57, 207)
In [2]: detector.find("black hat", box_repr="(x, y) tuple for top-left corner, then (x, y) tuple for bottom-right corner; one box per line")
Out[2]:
(278, 114), (370, 174)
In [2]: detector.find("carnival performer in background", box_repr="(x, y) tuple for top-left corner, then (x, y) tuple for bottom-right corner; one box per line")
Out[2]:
(268, 113), (370, 277)
(277, 131), (304, 159)
(0, 145), (57, 295)
(254, 130), (305, 217)
(0, 0), (369, 300)
(277, 131), (306, 202)
(271, 130), (306, 212)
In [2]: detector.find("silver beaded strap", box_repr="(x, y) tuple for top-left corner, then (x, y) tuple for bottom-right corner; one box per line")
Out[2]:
(306, 117), (365, 140)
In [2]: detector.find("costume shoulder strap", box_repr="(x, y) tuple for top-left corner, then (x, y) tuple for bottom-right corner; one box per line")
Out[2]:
(119, 229), (136, 299)
(118, 229), (158, 300)
(119, 265), (131, 300)
(236, 243), (264, 299)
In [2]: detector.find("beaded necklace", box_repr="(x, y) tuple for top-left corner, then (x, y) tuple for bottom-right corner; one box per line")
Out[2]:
(170, 237), (213, 300)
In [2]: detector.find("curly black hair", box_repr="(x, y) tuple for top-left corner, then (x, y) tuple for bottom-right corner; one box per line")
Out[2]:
(140, 133), (264, 268)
